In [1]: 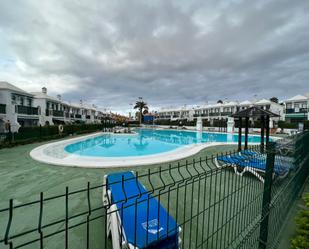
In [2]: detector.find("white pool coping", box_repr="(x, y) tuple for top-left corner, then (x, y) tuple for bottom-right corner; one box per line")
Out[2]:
(30, 131), (275, 168)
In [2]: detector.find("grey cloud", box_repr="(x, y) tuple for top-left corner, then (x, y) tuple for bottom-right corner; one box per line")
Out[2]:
(0, 0), (308, 113)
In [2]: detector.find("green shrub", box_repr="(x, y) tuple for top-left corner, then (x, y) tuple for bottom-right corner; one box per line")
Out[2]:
(0, 123), (112, 149)
(291, 193), (309, 249)
(278, 121), (298, 129)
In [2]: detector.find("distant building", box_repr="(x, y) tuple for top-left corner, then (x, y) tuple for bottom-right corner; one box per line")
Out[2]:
(283, 94), (309, 123)
(156, 99), (284, 128)
(0, 81), (110, 132)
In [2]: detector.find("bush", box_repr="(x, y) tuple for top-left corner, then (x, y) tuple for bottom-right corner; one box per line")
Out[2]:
(278, 121), (298, 129)
(291, 193), (309, 249)
(154, 119), (196, 126)
(0, 123), (112, 149)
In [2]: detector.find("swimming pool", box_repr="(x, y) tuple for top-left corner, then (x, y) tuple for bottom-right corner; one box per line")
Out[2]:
(30, 128), (265, 168)
(65, 129), (261, 157)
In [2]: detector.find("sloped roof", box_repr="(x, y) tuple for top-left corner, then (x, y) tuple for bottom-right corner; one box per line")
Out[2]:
(239, 100), (252, 106)
(0, 81), (33, 96)
(286, 94), (308, 101)
(232, 106), (280, 118)
(222, 101), (238, 106)
(255, 98), (271, 105)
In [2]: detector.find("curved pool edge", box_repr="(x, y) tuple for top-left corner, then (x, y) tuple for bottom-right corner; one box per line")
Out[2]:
(30, 131), (277, 169)
(30, 132), (236, 168)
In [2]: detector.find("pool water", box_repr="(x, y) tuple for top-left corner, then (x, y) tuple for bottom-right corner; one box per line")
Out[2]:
(64, 129), (262, 157)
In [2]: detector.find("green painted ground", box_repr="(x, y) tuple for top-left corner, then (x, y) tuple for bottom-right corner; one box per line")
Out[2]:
(0, 135), (237, 206)
(0, 135), (244, 249)
(0, 134), (301, 249)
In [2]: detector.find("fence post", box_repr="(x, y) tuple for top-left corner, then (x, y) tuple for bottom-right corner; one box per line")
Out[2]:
(259, 141), (276, 249)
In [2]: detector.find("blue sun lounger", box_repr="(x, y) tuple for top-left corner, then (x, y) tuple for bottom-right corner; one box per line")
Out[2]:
(240, 150), (294, 164)
(103, 171), (181, 249)
(215, 154), (290, 183)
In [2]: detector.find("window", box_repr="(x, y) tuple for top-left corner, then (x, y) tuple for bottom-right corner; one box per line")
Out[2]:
(27, 98), (32, 107)
(11, 94), (16, 104)
(286, 103), (292, 109)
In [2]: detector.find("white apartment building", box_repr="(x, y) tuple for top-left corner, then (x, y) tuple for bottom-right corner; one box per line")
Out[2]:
(0, 82), (107, 132)
(156, 99), (285, 127)
(284, 94), (309, 123)
(0, 82), (39, 132)
(157, 106), (195, 121)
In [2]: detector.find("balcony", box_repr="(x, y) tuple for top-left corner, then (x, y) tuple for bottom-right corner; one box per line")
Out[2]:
(52, 110), (64, 117)
(86, 115), (91, 119)
(0, 104), (6, 114)
(15, 105), (38, 115)
(285, 108), (308, 114)
(220, 112), (233, 116)
(65, 112), (70, 118)
(209, 113), (219, 116)
(75, 114), (82, 119)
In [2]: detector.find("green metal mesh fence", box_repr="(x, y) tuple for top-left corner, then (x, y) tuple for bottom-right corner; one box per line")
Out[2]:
(0, 132), (308, 249)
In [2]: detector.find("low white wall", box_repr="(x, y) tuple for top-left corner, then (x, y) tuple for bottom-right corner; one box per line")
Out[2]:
(146, 125), (299, 135)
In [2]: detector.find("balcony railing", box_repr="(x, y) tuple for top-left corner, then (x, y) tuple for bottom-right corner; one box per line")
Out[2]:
(0, 104), (6, 114)
(15, 105), (38, 115)
(209, 113), (219, 116)
(52, 110), (64, 117)
(220, 112), (233, 116)
(285, 108), (308, 114)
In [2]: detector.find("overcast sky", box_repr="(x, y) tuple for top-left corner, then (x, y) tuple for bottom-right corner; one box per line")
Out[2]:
(0, 0), (308, 113)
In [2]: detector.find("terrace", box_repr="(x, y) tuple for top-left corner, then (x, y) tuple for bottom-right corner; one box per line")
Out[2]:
(15, 105), (39, 115)
(285, 108), (308, 113)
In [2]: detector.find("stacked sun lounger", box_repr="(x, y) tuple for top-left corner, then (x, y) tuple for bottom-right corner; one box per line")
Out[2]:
(103, 171), (181, 249)
(215, 150), (292, 183)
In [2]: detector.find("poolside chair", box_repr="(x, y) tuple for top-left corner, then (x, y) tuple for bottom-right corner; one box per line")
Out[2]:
(215, 154), (290, 183)
(239, 149), (294, 165)
(103, 171), (181, 249)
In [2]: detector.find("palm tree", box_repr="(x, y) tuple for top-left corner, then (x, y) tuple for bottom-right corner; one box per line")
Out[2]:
(270, 97), (279, 103)
(134, 100), (148, 124)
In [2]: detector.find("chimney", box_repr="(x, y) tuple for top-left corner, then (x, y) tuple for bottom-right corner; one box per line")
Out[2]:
(57, 94), (62, 101)
(42, 87), (47, 94)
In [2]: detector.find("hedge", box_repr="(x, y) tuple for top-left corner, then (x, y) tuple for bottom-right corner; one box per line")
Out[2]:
(154, 119), (228, 127)
(154, 119), (197, 126)
(0, 123), (115, 149)
(278, 121), (298, 129)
